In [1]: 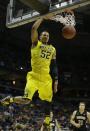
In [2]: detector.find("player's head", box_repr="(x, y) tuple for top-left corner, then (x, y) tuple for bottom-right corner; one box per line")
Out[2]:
(79, 102), (86, 111)
(40, 31), (49, 43)
(50, 111), (53, 119)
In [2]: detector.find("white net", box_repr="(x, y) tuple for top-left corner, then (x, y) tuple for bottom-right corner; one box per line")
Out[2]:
(51, 10), (76, 26)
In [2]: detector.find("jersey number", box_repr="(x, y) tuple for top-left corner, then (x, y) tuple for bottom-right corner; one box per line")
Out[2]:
(78, 120), (83, 126)
(40, 50), (51, 59)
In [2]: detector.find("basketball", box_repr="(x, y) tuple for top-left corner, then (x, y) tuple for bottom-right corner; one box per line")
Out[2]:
(62, 25), (76, 39)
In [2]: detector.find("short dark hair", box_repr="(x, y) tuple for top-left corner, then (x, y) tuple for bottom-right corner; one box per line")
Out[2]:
(40, 30), (49, 35)
(79, 102), (86, 106)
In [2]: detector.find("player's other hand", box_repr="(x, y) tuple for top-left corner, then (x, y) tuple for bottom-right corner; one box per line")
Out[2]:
(75, 123), (81, 128)
(53, 80), (58, 93)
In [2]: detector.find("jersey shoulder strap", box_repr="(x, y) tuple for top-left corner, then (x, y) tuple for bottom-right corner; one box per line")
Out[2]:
(84, 110), (88, 119)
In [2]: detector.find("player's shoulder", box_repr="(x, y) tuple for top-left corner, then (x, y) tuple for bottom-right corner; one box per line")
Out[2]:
(37, 40), (42, 46)
(31, 40), (41, 49)
(87, 111), (90, 116)
(49, 44), (56, 52)
(50, 44), (55, 48)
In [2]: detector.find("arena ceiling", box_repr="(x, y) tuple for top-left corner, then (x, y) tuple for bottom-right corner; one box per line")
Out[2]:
(0, 0), (90, 96)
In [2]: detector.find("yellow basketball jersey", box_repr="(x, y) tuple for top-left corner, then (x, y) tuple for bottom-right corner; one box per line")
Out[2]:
(31, 40), (55, 74)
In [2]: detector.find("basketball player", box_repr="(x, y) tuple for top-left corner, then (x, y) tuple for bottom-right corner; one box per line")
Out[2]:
(1, 15), (58, 116)
(40, 111), (61, 131)
(41, 111), (55, 131)
(70, 102), (90, 131)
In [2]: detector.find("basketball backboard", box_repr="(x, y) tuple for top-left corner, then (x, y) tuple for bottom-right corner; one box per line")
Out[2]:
(6, 0), (90, 28)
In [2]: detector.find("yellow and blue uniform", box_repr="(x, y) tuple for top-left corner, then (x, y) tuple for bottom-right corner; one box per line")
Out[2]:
(24, 40), (55, 102)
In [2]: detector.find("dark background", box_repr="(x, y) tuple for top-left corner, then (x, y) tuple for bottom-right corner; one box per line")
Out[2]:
(0, 0), (90, 101)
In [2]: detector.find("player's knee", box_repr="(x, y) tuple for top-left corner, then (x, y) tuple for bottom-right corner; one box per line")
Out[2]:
(23, 96), (31, 101)
(42, 101), (52, 115)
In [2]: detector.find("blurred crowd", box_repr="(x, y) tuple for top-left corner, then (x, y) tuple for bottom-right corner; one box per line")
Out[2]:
(0, 99), (90, 131)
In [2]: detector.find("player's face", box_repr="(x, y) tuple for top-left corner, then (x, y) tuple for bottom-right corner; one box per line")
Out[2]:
(79, 103), (85, 111)
(40, 31), (49, 43)
(50, 111), (53, 118)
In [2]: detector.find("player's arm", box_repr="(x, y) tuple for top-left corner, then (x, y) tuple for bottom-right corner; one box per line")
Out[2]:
(51, 49), (58, 93)
(31, 18), (44, 47)
(40, 124), (44, 131)
(31, 14), (53, 47)
(70, 111), (81, 128)
(55, 119), (62, 131)
(87, 112), (90, 124)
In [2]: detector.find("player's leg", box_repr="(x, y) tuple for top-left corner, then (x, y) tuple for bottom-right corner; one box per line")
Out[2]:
(0, 95), (30, 105)
(40, 100), (52, 127)
(38, 75), (53, 102)
(0, 84), (34, 105)
(0, 72), (37, 105)
(40, 101), (56, 131)
(38, 77), (54, 129)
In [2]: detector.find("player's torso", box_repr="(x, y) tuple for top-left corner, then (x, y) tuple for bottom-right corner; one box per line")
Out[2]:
(74, 110), (87, 130)
(31, 41), (55, 74)
(43, 120), (55, 131)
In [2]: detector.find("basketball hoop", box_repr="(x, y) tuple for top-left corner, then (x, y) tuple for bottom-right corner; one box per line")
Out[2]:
(51, 9), (76, 26)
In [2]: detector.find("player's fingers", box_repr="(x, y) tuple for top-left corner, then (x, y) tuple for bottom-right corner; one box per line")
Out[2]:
(43, 13), (54, 20)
